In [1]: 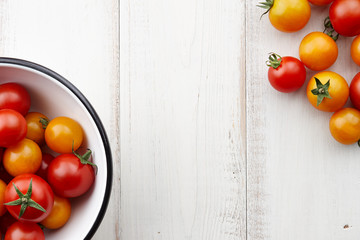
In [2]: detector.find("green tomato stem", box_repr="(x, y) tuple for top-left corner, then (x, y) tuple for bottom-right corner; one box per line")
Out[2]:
(257, 0), (274, 19)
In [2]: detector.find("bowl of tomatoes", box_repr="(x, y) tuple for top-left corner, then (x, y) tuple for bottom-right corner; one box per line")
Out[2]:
(0, 57), (112, 239)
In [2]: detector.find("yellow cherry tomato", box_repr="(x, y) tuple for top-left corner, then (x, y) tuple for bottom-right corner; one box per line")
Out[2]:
(25, 112), (48, 146)
(299, 32), (338, 71)
(45, 116), (84, 154)
(40, 195), (71, 229)
(351, 35), (360, 67)
(329, 108), (360, 145)
(307, 71), (349, 112)
(3, 138), (42, 177)
(259, 0), (311, 32)
(0, 179), (6, 216)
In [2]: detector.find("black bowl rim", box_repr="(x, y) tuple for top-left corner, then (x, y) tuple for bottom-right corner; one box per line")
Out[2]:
(0, 57), (113, 240)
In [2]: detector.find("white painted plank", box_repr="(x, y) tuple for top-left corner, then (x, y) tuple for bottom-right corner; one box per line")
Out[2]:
(120, 0), (246, 239)
(247, 2), (360, 240)
(0, 1), (119, 239)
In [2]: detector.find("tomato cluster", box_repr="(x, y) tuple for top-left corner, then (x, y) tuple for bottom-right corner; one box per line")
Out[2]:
(0, 82), (97, 239)
(260, 0), (360, 146)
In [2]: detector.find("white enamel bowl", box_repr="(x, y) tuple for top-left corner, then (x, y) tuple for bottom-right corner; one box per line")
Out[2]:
(0, 58), (112, 240)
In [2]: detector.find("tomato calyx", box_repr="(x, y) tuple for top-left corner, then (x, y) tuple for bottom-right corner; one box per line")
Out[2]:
(323, 16), (339, 41)
(72, 142), (98, 174)
(257, 0), (274, 19)
(74, 149), (96, 166)
(39, 117), (48, 129)
(311, 77), (332, 106)
(266, 52), (282, 69)
(4, 179), (46, 219)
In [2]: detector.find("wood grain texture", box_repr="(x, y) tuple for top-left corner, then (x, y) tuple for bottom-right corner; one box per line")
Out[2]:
(0, 1), (119, 239)
(3, 1), (359, 239)
(120, 0), (246, 239)
(247, 3), (360, 240)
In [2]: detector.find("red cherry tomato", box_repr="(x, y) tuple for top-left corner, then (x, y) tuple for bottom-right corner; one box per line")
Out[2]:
(4, 221), (44, 240)
(0, 109), (27, 148)
(0, 83), (31, 116)
(309, 0), (334, 5)
(267, 53), (306, 93)
(350, 72), (360, 110)
(0, 212), (17, 234)
(35, 153), (54, 181)
(48, 151), (95, 198)
(4, 174), (54, 223)
(329, 0), (360, 37)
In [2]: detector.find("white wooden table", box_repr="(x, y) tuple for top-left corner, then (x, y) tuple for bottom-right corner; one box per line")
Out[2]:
(2, 1), (360, 239)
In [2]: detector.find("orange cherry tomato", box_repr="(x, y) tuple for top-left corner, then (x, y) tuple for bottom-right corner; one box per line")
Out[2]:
(329, 108), (360, 145)
(308, 0), (334, 6)
(40, 195), (71, 229)
(25, 112), (48, 146)
(307, 71), (349, 112)
(351, 35), (360, 67)
(259, 0), (311, 32)
(299, 32), (338, 71)
(3, 138), (42, 177)
(44, 116), (84, 154)
(0, 179), (6, 216)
